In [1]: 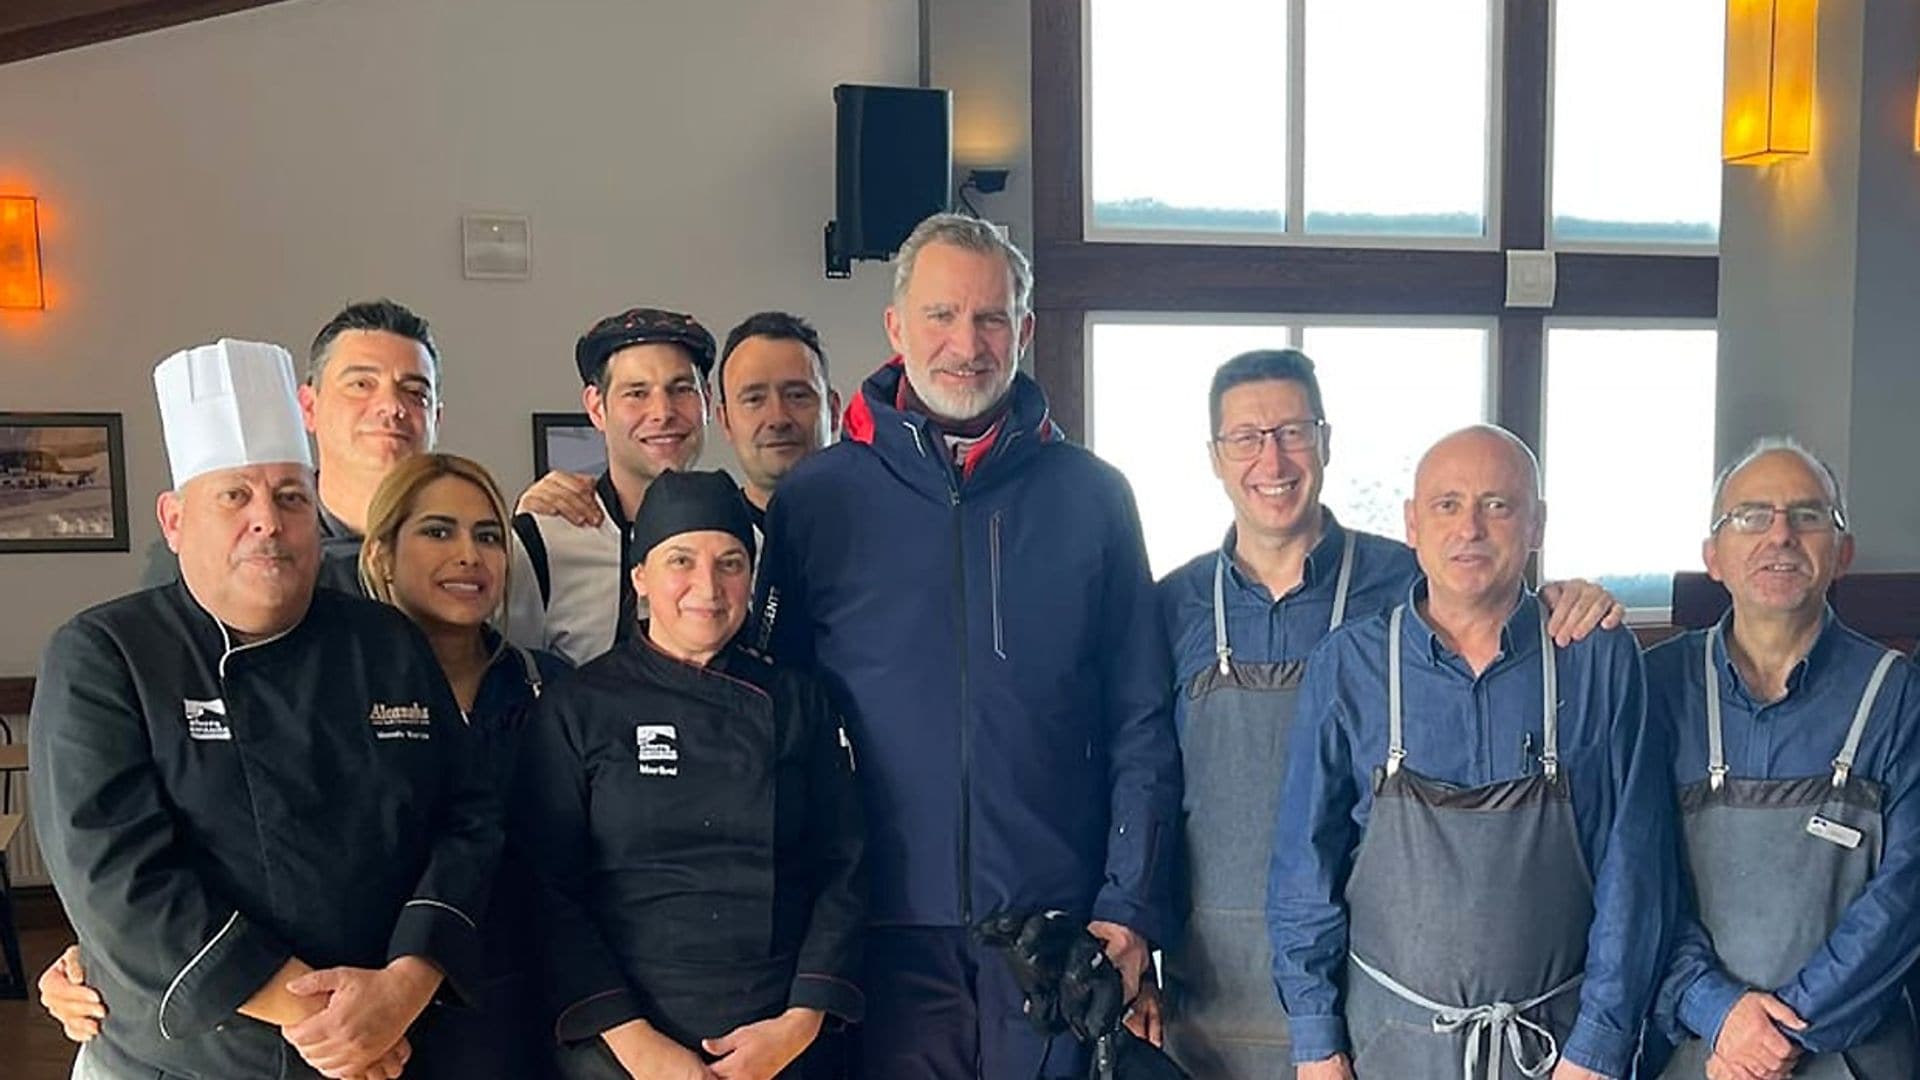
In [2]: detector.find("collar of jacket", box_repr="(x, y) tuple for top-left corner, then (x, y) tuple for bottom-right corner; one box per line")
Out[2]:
(625, 627), (773, 704)
(164, 577), (319, 669)
(842, 357), (1063, 498)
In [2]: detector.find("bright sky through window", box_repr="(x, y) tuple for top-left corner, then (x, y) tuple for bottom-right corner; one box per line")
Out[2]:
(1304, 0), (1490, 235)
(1541, 327), (1718, 609)
(1552, 0), (1724, 243)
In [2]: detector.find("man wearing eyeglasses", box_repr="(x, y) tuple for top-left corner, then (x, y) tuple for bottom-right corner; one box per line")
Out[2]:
(1642, 438), (1920, 1080)
(1156, 351), (1624, 1077)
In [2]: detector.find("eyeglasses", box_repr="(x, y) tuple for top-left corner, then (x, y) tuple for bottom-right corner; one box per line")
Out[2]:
(1212, 419), (1325, 461)
(1710, 502), (1847, 535)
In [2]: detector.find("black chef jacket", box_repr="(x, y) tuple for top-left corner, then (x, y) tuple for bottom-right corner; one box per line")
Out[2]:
(316, 496), (367, 595)
(517, 635), (865, 1052)
(30, 581), (501, 1079)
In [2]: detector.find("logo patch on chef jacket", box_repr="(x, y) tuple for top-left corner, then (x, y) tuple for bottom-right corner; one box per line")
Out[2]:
(369, 702), (433, 741)
(183, 698), (231, 741)
(636, 724), (679, 777)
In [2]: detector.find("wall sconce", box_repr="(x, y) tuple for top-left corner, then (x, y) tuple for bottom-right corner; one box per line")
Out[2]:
(1723, 0), (1818, 165)
(1, 196), (45, 310)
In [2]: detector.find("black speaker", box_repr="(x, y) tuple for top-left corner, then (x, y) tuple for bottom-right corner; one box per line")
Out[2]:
(825, 84), (953, 278)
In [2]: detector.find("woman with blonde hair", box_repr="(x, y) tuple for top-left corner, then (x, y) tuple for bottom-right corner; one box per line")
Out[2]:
(359, 452), (570, 1079)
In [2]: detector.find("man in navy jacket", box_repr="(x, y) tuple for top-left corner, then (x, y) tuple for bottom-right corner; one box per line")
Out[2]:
(756, 213), (1181, 1079)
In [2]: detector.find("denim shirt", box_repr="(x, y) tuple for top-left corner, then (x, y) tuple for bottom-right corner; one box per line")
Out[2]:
(1649, 611), (1920, 1054)
(1266, 584), (1676, 1078)
(1158, 513), (1419, 735)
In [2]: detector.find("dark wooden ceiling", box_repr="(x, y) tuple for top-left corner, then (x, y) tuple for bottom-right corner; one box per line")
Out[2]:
(0, 0), (296, 66)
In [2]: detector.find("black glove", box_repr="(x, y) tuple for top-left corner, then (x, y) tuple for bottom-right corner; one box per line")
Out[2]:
(976, 909), (1081, 1035)
(1057, 931), (1126, 1043)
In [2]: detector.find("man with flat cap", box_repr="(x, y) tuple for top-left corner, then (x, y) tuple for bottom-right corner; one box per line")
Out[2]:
(507, 306), (715, 666)
(31, 339), (500, 1079)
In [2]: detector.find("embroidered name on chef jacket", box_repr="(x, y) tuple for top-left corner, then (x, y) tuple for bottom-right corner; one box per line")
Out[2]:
(636, 724), (680, 777)
(184, 698), (232, 741)
(369, 702), (433, 741)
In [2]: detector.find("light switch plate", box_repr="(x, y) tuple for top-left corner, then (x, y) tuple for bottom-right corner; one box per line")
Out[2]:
(1505, 249), (1557, 308)
(462, 214), (530, 280)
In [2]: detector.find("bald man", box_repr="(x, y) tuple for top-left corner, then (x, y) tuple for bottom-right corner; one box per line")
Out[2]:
(1266, 426), (1678, 1080)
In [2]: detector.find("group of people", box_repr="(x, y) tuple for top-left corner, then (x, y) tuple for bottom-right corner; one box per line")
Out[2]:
(19, 211), (1920, 1080)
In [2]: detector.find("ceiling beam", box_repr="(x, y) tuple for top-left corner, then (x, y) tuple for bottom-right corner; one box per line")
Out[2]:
(0, 0), (296, 66)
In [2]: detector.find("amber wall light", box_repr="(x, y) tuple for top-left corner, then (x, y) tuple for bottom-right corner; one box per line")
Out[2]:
(1, 196), (44, 310)
(1724, 0), (1818, 165)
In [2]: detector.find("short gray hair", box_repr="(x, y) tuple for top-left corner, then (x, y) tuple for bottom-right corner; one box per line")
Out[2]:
(891, 213), (1033, 315)
(1710, 436), (1847, 529)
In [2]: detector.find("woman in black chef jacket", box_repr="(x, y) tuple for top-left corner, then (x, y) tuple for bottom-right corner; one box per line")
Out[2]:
(516, 469), (865, 1080)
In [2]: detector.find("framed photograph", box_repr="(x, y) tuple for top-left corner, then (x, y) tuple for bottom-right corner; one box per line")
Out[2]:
(0, 412), (130, 553)
(532, 412), (606, 478)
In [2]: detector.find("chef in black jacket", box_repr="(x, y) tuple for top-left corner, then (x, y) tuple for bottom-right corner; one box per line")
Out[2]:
(30, 338), (500, 1080)
(518, 468), (865, 1080)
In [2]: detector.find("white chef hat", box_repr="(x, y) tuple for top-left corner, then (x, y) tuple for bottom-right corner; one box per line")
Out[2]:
(153, 338), (312, 490)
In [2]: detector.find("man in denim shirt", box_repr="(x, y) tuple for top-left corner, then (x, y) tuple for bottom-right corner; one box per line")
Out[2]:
(1267, 425), (1676, 1080)
(1646, 439), (1920, 1080)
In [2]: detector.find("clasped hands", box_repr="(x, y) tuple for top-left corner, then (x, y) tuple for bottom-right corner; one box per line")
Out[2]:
(277, 955), (442, 1080)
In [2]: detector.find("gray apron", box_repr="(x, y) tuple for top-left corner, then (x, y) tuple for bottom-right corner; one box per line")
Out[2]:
(1342, 603), (1594, 1080)
(1658, 629), (1915, 1079)
(1164, 532), (1356, 1078)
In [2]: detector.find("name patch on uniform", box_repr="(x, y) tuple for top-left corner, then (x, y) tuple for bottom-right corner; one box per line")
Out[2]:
(183, 698), (231, 741)
(1807, 814), (1863, 849)
(369, 702), (433, 741)
(636, 724), (679, 777)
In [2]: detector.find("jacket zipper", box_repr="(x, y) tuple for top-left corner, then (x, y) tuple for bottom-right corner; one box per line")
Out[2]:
(989, 511), (1006, 660)
(951, 481), (974, 924)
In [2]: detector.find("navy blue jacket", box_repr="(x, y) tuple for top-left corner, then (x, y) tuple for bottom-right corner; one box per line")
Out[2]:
(757, 360), (1182, 941)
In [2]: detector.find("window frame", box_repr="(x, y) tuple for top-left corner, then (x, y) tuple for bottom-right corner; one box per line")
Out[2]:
(1080, 0), (1509, 251)
(1030, 0), (1718, 449)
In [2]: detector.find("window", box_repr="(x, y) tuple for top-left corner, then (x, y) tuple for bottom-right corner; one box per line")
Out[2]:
(1087, 0), (1290, 234)
(1303, 0), (1493, 238)
(1043, 2), (1722, 621)
(1088, 317), (1490, 576)
(1539, 325), (1718, 611)
(1550, 0), (1724, 246)
(1086, 0), (1495, 242)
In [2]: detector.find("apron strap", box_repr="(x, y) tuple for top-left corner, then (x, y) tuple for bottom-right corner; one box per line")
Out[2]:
(1704, 626), (1728, 791)
(1349, 952), (1578, 1080)
(1536, 601), (1559, 781)
(1328, 529), (1358, 630)
(1213, 528), (1360, 677)
(1834, 649), (1900, 787)
(1387, 600), (1556, 779)
(1387, 605), (1407, 775)
(1212, 555), (1233, 676)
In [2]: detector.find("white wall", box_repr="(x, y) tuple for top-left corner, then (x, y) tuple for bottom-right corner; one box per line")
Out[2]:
(0, 0), (921, 673)
(930, 0), (1033, 256)
(1716, 0), (1920, 570)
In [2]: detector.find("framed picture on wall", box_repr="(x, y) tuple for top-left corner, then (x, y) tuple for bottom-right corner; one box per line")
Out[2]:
(0, 411), (131, 553)
(532, 412), (606, 478)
